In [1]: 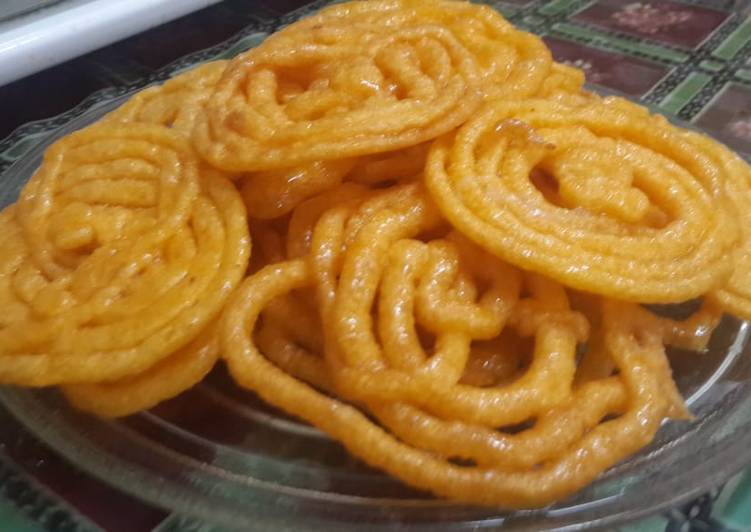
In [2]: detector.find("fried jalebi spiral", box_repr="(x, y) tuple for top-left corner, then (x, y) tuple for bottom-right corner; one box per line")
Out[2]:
(425, 96), (740, 303)
(244, 255), (622, 473)
(18, 123), (199, 277)
(221, 252), (676, 508)
(312, 192), (586, 426)
(277, 0), (554, 100)
(61, 325), (219, 418)
(0, 122), (250, 386)
(106, 61), (228, 135)
(193, 3), (489, 172)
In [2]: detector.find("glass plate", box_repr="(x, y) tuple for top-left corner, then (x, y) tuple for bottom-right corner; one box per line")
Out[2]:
(2, 7), (751, 532)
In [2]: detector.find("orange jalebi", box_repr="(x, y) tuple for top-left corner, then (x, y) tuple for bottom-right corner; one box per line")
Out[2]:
(425, 97), (739, 302)
(221, 255), (677, 508)
(194, 2), (498, 171)
(0, 122), (249, 386)
(277, 0), (557, 97)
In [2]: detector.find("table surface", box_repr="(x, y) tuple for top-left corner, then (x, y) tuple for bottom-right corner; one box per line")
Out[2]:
(2, 1), (751, 530)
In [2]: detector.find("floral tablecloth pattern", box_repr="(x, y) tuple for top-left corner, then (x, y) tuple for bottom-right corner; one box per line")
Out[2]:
(2, 1), (751, 530)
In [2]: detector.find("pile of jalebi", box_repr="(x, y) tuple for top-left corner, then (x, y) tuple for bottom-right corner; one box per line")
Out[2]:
(1, 0), (749, 509)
